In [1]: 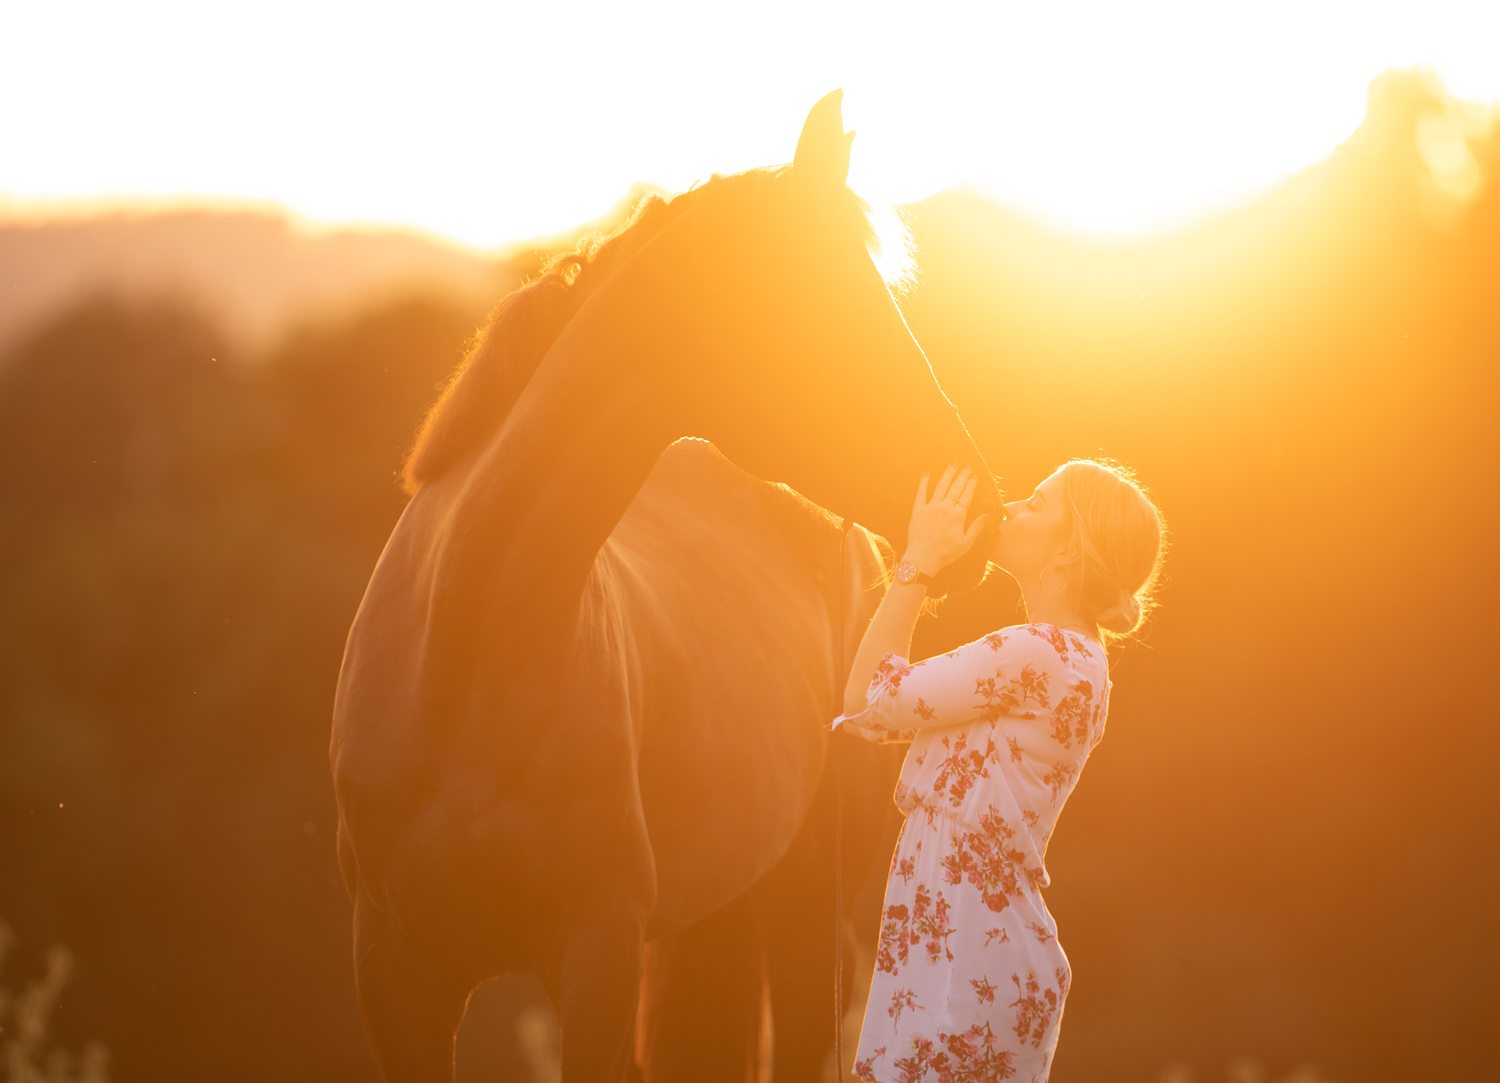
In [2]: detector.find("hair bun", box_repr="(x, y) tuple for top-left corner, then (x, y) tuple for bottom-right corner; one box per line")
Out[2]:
(1096, 592), (1142, 634)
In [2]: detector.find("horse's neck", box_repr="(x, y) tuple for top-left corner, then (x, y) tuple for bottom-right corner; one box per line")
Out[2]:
(431, 269), (696, 653)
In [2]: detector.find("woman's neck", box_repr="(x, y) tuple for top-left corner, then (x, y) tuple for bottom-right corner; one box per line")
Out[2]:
(1017, 587), (1100, 644)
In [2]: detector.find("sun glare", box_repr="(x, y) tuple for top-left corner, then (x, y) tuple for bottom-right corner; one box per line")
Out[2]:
(2, 1), (1498, 246)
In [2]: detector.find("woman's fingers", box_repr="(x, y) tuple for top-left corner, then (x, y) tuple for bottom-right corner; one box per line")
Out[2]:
(942, 459), (978, 501)
(932, 462), (958, 503)
(951, 465), (975, 503)
(910, 465), (989, 571)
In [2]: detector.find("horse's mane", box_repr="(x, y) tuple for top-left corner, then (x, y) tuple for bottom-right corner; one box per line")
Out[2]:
(401, 190), (695, 493)
(401, 169), (899, 495)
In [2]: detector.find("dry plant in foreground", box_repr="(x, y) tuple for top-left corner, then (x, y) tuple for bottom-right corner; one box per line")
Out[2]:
(0, 921), (109, 1083)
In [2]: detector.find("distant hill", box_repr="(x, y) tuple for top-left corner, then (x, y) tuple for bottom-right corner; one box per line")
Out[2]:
(0, 186), (660, 359)
(0, 210), (503, 357)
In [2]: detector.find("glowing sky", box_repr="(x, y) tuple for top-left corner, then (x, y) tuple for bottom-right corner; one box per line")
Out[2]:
(2, 1), (1496, 247)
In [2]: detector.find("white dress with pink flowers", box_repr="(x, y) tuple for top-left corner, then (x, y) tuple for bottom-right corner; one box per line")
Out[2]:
(834, 623), (1111, 1083)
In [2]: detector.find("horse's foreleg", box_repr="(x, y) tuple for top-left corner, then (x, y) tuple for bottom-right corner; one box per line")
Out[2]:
(636, 892), (767, 1083)
(762, 903), (859, 1083)
(552, 901), (649, 1083)
(754, 738), (901, 1083)
(755, 849), (840, 1083)
(352, 892), (472, 1083)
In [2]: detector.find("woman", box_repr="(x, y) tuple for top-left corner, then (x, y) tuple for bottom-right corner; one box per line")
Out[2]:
(836, 460), (1165, 1083)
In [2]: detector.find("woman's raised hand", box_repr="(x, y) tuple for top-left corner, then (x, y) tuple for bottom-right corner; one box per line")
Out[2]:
(904, 464), (993, 576)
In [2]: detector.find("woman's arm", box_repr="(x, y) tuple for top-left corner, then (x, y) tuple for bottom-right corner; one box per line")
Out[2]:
(840, 574), (925, 717)
(840, 463), (992, 716)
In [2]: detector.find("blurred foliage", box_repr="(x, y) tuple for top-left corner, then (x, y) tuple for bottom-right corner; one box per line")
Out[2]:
(0, 293), (486, 1081)
(0, 920), (109, 1083)
(0, 70), (1495, 1083)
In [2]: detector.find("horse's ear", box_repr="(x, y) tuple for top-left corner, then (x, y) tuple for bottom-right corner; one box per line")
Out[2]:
(794, 89), (854, 187)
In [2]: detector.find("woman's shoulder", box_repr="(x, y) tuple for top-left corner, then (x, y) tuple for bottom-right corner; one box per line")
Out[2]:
(966, 622), (1107, 671)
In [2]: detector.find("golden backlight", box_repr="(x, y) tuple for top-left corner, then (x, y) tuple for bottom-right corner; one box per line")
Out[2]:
(1, 1), (1497, 245)
(3, 5), (1500, 1081)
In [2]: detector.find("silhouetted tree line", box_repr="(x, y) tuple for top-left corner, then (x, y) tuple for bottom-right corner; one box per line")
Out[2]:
(0, 293), (489, 1081)
(0, 72), (1495, 1083)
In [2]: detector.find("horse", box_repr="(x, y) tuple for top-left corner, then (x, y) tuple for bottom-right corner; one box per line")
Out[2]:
(330, 90), (1002, 1083)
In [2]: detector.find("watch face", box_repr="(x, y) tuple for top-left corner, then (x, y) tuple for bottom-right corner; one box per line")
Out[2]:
(894, 560), (917, 584)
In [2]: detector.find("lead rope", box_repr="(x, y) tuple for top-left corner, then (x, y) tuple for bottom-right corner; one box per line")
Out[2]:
(833, 520), (848, 1080)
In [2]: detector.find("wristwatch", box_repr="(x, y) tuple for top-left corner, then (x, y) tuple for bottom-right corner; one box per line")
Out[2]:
(892, 560), (934, 587)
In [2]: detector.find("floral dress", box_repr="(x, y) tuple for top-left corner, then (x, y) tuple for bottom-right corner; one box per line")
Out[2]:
(833, 623), (1111, 1083)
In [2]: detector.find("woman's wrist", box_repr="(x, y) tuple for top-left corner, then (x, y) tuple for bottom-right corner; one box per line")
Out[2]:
(900, 548), (941, 577)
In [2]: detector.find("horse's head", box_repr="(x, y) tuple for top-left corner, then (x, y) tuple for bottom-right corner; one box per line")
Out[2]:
(653, 91), (1002, 593)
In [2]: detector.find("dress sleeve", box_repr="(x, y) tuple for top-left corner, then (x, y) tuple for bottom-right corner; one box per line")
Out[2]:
(832, 644), (991, 744)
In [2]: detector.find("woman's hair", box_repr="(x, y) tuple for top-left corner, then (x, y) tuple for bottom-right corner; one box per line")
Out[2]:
(1057, 458), (1167, 641)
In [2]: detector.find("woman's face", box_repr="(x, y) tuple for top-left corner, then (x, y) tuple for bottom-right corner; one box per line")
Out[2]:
(991, 469), (1072, 581)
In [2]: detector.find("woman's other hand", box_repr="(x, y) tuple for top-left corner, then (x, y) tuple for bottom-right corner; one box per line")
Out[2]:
(843, 463), (991, 715)
(904, 464), (993, 576)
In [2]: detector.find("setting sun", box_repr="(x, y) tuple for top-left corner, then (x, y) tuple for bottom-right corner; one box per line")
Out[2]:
(3, 1), (1497, 245)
